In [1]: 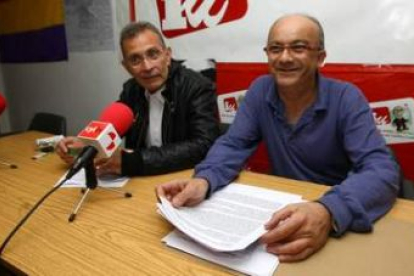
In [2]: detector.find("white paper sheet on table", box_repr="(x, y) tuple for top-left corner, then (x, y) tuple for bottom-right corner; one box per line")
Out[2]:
(163, 230), (279, 276)
(57, 168), (129, 188)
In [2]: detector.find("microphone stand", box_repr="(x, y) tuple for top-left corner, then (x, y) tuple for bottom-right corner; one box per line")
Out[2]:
(68, 155), (132, 222)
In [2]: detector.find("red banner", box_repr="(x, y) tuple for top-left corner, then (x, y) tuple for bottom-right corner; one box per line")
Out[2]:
(217, 63), (414, 180)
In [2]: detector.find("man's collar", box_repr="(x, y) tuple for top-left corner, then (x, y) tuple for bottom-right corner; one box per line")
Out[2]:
(145, 85), (166, 101)
(266, 73), (329, 112)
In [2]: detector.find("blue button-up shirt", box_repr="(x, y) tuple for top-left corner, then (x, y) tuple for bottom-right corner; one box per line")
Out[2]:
(195, 74), (399, 235)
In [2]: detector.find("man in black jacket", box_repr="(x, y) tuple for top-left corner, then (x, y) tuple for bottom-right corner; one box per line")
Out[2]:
(56, 22), (219, 176)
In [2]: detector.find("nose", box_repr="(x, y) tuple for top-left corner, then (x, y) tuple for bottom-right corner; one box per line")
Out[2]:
(141, 57), (154, 71)
(279, 48), (294, 62)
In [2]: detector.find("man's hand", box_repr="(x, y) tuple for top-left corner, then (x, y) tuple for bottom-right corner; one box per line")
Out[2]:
(260, 202), (332, 262)
(55, 136), (85, 164)
(94, 148), (122, 176)
(156, 178), (209, 208)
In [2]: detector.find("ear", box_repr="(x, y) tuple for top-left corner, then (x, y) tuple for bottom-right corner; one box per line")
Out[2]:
(121, 59), (133, 75)
(121, 59), (128, 70)
(165, 47), (172, 66)
(317, 50), (327, 67)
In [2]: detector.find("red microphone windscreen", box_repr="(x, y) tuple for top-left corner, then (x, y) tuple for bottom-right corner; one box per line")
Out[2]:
(99, 102), (134, 136)
(0, 93), (6, 115)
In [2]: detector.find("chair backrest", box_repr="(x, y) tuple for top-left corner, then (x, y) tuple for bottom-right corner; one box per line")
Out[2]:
(387, 146), (414, 200)
(28, 112), (67, 136)
(219, 123), (230, 136)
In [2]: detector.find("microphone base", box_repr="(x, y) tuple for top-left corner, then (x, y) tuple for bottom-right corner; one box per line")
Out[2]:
(68, 186), (132, 223)
(0, 159), (18, 169)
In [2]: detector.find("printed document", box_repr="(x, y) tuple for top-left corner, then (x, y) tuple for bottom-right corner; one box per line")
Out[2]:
(158, 183), (302, 252)
(158, 183), (302, 275)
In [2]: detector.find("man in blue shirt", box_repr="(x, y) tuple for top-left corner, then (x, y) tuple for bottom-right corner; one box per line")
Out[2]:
(156, 14), (399, 261)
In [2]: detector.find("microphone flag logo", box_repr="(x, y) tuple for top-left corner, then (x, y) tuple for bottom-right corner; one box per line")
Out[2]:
(78, 121), (107, 139)
(106, 132), (117, 151)
(78, 121), (121, 158)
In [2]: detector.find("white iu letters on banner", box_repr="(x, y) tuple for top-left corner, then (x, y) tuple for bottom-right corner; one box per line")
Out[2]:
(162, 0), (231, 32)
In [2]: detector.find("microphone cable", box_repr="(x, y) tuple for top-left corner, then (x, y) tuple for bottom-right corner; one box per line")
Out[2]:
(0, 178), (68, 255)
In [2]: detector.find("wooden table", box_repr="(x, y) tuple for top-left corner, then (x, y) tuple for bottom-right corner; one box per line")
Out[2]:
(1, 132), (414, 275)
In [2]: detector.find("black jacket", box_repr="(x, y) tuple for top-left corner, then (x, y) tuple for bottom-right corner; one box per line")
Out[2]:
(119, 61), (220, 176)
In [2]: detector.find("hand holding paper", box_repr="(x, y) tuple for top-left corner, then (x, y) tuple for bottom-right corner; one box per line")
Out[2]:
(156, 178), (209, 207)
(158, 183), (303, 275)
(261, 202), (332, 262)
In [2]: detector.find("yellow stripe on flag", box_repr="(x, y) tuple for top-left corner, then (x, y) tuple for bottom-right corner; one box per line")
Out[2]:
(0, 0), (64, 35)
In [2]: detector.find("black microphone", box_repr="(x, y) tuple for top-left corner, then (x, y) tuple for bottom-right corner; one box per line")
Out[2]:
(65, 146), (98, 180)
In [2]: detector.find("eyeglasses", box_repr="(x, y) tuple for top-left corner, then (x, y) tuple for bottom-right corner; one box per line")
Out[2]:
(264, 43), (321, 56)
(126, 47), (165, 67)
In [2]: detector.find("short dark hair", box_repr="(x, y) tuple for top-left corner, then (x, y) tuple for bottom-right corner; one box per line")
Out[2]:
(119, 21), (166, 49)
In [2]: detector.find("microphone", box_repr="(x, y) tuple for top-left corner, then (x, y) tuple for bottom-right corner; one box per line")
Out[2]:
(0, 103), (134, 253)
(0, 93), (6, 115)
(78, 102), (134, 158)
(65, 102), (134, 180)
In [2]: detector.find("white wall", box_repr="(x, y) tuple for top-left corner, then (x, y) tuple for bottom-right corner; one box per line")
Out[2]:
(1, 54), (129, 135)
(0, 0), (130, 135)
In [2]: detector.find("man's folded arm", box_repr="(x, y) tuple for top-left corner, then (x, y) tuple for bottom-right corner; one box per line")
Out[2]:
(318, 88), (400, 236)
(194, 85), (264, 195)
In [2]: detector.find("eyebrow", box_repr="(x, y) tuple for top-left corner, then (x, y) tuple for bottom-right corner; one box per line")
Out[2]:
(268, 39), (311, 45)
(126, 46), (161, 57)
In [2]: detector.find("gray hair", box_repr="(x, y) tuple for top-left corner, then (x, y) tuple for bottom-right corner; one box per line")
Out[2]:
(119, 21), (166, 49)
(270, 14), (325, 50)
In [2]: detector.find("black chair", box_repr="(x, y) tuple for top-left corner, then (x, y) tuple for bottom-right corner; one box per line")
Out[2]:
(401, 179), (414, 200)
(388, 146), (414, 200)
(219, 123), (230, 136)
(28, 112), (67, 136)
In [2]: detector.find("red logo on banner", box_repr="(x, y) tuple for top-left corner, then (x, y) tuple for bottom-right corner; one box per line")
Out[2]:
(224, 97), (238, 112)
(156, 0), (248, 38)
(372, 107), (391, 125)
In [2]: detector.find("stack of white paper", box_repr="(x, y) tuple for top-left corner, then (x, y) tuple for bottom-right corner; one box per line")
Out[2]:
(163, 230), (278, 276)
(158, 183), (303, 276)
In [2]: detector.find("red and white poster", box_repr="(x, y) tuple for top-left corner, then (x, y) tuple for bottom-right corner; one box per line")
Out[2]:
(371, 98), (414, 145)
(135, 0), (414, 64)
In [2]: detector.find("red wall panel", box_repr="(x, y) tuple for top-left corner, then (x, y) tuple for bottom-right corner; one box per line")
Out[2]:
(217, 63), (414, 180)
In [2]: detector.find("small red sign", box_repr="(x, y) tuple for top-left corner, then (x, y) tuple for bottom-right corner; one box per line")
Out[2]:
(223, 97), (238, 112)
(372, 107), (391, 125)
